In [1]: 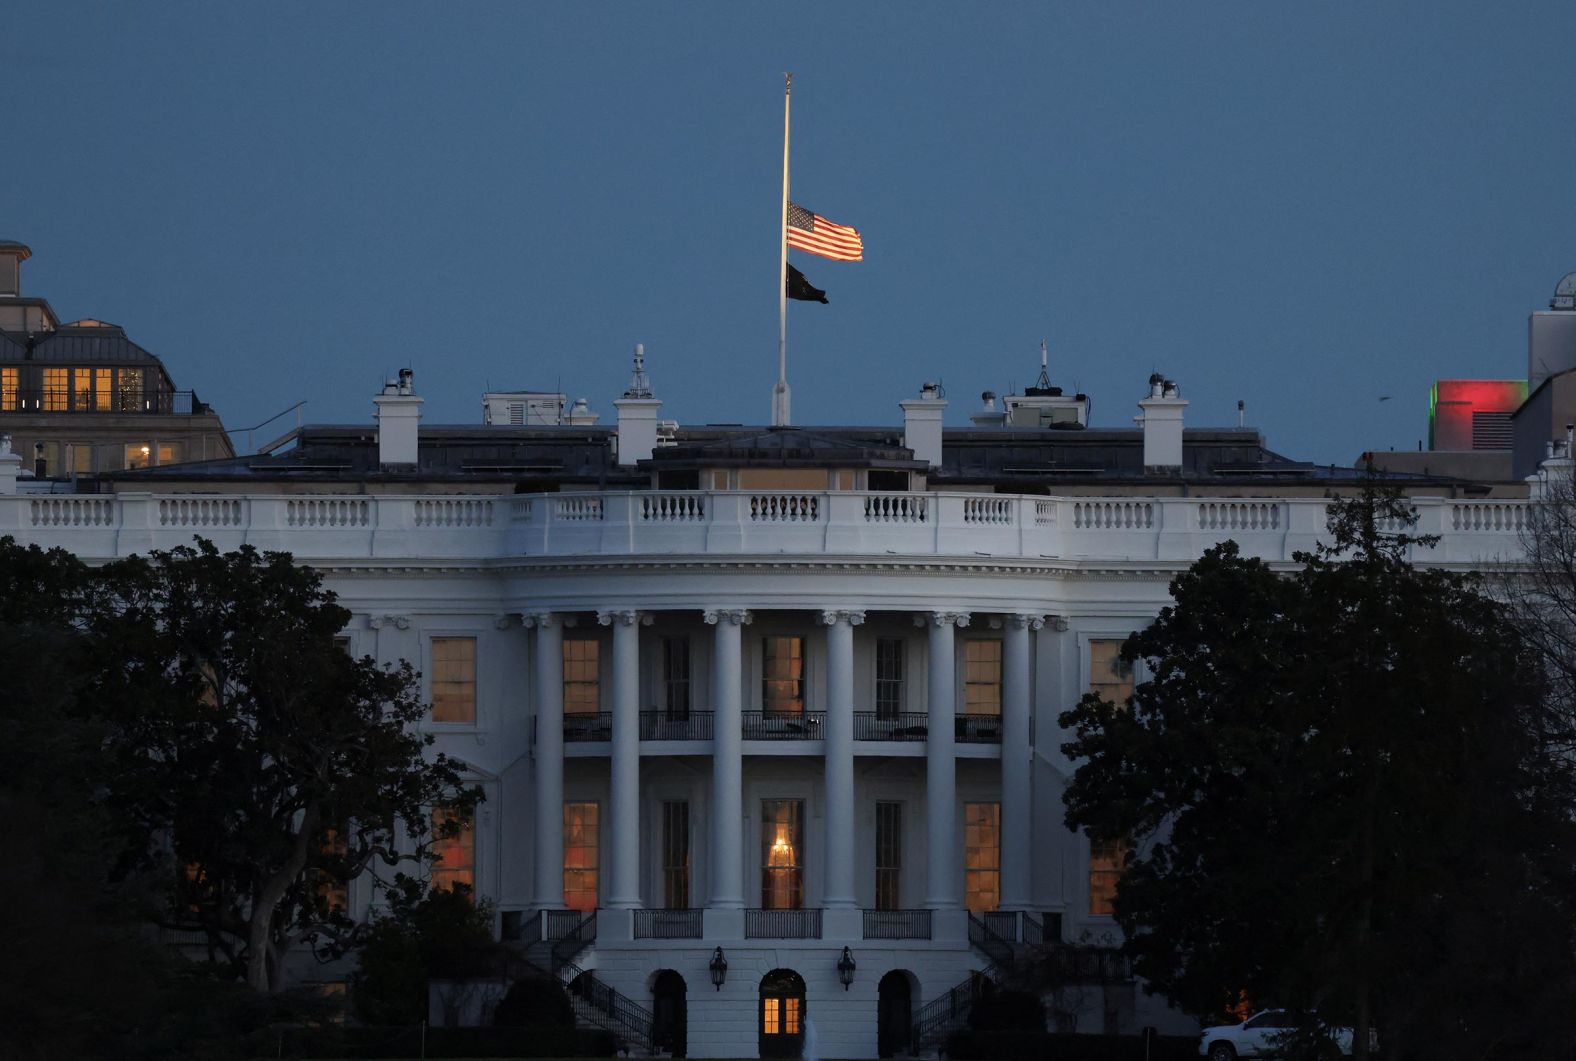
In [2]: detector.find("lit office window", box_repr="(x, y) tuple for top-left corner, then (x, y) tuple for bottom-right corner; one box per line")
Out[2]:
(762, 637), (804, 715)
(964, 641), (1003, 715)
(761, 799), (803, 909)
(563, 640), (600, 714)
(430, 806), (474, 895)
(564, 802), (600, 912)
(964, 802), (1001, 912)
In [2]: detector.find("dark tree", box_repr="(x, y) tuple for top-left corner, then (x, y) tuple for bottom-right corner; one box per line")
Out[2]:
(91, 540), (481, 991)
(1061, 489), (1576, 1060)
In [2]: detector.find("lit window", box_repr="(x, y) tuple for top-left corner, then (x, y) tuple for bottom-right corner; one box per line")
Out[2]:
(313, 826), (349, 914)
(761, 799), (803, 909)
(875, 801), (902, 910)
(875, 638), (904, 718)
(124, 443), (153, 470)
(563, 640), (600, 714)
(1090, 639), (1135, 708)
(1089, 838), (1129, 916)
(762, 637), (804, 715)
(42, 368), (68, 411)
(0, 367), (16, 410)
(94, 368), (112, 411)
(964, 802), (1000, 912)
(1089, 640), (1135, 915)
(430, 806), (474, 894)
(662, 801), (690, 909)
(763, 997), (780, 1035)
(117, 368), (143, 411)
(430, 637), (477, 723)
(783, 996), (801, 1034)
(964, 641), (1002, 715)
(564, 802), (600, 912)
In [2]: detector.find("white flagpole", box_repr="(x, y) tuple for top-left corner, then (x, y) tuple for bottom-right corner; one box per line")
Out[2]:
(772, 72), (792, 427)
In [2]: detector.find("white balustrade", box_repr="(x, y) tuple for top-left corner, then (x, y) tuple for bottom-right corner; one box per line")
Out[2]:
(414, 498), (494, 528)
(31, 497), (116, 527)
(749, 493), (820, 522)
(1073, 500), (1154, 530)
(286, 498), (370, 528)
(864, 494), (928, 523)
(641, 493), (705, 522)
(159, 498), (245, 528)
(1196, 501), (1283, 531)
(0, 490), (1536, 568)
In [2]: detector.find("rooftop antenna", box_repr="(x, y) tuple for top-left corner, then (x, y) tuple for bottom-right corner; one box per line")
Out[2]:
(624, 342), (653, 399)
(1237, 399), (1245, 428)
(1035, 339), (1052, 391)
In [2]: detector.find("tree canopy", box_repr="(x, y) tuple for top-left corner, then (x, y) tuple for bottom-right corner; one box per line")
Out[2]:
(1060, 490), (1576, 1060)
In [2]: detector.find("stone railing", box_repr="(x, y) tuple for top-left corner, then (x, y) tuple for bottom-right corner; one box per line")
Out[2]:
(0, 490), (1534, 567)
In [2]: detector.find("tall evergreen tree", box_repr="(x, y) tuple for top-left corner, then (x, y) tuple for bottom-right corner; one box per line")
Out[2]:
(1061, 489), (1576, 1060)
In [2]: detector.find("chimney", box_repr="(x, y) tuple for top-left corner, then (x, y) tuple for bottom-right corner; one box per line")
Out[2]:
(0, 241), (31, 297)
(1137, 373), (1187, 473)
(0, 434), (20, 495)
(615, 343), (661, 465)
(373, 368), (423, 466)
(901, 382), (947, 467)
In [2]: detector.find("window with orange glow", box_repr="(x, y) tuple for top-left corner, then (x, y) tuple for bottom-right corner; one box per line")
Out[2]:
(117, 368), (143, 411)
(430, 637), (477, 723)
(42, 368), (68, 411)
(964, 640), (1003, 715)
(964, 802), (1001, 912)
(1090, 639), (1135, 708)
(762, 638), (804, 716)
(1089, 838), (1129, 916)
(761, 799), (803, 909)
(762, 997), (780, 1035)
(563, 640), (600, 714)
(94, 368), (112, 411)
(313, 826), (349, 913)
(430, 806), (474, 894)
(1, 367), (16, 410)
(564, 802), (600, 911)
(783, 996), (801, 1034)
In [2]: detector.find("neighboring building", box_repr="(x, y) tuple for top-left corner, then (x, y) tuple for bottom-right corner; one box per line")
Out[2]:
(0, 350), (1532, 1058)
(0, 240), (233, 477)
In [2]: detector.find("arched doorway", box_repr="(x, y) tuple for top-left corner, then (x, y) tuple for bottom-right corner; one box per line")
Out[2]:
(651, 970), (687, 1057)
(758, 969), (806, 1059)
(876, 970), (914, 1058)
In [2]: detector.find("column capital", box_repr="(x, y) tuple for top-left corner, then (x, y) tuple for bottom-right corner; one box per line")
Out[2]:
(1048, 615), (1070, 632)
(915, 610), (970, 629)
(1006, 613), (1046, 631)
(494, 612), (521, 630)
(368, 614), (411, 631)
(704, 609), (753, 626)
(522, 612), (574, 629)
(597, 609), (652, 627)
(817, 609), (866, 627)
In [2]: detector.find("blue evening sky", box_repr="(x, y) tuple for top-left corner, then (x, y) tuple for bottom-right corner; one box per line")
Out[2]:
(4, 3), (1573, 464)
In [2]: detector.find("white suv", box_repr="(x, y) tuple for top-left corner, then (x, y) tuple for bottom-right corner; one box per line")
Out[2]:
(1198, 1010), (1368, 1059)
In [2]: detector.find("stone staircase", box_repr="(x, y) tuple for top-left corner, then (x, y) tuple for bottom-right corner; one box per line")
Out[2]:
(506, 910), (657, 1055)
(909, 912), (1132, 1054)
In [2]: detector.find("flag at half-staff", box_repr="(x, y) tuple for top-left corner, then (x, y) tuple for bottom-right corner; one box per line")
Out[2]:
(786, 263), (828, 303)
(786, 201), (863, 262)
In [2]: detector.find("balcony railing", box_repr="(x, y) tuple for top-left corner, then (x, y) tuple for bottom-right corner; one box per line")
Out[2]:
(563, 712), (613, 742)
(853, 711), (930, 741)
(862, 908), (933, 940)
(956, 713), (1003, 743)
(3, 490), (1531, 571)
(633, 909), (704, 939)
(741, 711), (825, 740)
(639, 710), (714, 741)
(745, 908), (823, 939)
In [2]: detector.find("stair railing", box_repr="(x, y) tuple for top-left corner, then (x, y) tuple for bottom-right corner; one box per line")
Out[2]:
(558, 958), (656, 1054)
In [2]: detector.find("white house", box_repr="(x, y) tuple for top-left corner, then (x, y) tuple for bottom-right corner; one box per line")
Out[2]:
(0, 350), (1532, 1058)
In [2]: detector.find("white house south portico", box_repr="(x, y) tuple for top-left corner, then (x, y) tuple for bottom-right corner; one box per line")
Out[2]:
(1, 349), (1536, 1058)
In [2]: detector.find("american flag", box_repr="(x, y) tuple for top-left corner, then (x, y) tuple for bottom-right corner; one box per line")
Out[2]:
(786, 201), (863, 262)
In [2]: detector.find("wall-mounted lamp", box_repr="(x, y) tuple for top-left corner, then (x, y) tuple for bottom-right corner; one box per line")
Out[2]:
(836, 946), (856, 990)
(709, 946), (728, 990)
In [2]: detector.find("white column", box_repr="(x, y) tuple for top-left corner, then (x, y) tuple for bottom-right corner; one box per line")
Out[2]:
(921, 611), (968, 909)
(601, 609), (647, 909)
(706, 609), (751, 910)
(1001, 614), (1042, 911)
(528, 613), (565, 909)
(819, 609), (863, 910)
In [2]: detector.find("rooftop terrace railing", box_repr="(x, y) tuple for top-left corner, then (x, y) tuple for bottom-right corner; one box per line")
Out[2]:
(0, 490), (1535, 568)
